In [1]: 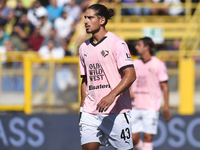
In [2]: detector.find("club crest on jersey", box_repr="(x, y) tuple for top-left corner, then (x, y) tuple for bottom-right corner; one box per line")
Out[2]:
(101, 50), (109, 57)
(149, 68), (155, 73)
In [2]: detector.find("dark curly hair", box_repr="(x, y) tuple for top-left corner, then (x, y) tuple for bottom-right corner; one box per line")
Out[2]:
(139, 37), (155, 55)
(87, 4), (114, 26)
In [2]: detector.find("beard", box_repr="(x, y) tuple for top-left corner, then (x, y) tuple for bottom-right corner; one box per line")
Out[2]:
(85, 27), (100, 34)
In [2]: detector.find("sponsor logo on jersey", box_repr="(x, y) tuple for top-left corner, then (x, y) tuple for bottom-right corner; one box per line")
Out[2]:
(89, 84), (110, 90)
(125, 53), (132, 61)
(126, 53), (132, 59)
(101, 50), (109, 57)
(84, 54), (88, 57)
(89, 63), (105, 81)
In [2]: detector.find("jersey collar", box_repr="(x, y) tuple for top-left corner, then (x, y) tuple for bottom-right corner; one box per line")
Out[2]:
(140, 57), (152, 64)
(90, 36), (107, 47)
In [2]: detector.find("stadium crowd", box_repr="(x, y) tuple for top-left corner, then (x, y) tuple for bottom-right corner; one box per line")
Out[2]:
(100, 0), (186, 16)
(0, 0), (199, 61)
(0, 0), (91, 59)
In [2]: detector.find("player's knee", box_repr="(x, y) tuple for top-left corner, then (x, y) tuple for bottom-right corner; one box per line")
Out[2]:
(143, 134), (153, 142)
(132, 134), (139, 145)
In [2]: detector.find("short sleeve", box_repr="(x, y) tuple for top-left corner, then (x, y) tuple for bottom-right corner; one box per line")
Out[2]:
(158, 62), (168, 82)
(79, 46), (86, 77)
(114, 40), (134, 72)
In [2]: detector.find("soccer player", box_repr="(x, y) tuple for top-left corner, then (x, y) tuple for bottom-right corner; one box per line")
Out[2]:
(79, 4), (136, 150)
(129, 37), (171, 150)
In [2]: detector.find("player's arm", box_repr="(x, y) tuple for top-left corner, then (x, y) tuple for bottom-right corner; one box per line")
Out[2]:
(79, 76), (87, 122)
(81, 76), (87, 107)
(129, 86), (135, 100)
(97, 67), (136, 112)
(79, 46), (86, 109)
(160, 81), (171, 121)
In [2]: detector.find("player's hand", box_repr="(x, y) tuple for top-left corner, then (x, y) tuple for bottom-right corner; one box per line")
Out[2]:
(163, 107), (172, 121)
(96, 93), (115, 113)
(79, 107), (83, 122)
(79, 112), (82, 123)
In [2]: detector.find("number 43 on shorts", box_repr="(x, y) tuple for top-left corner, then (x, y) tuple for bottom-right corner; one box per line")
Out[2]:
(121, 128), (131, 140)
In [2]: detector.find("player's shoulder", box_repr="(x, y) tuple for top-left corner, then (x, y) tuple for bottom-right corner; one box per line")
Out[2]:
(79, 38), (91, 49)
(133, 58), (142, 64)
(152, 56), (164, 64)
(107, 32), (125, 44)
(151, 56), (166, 69)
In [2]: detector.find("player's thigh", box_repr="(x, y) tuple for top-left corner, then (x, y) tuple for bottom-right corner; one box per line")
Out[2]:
(132, 132), (140, 145)
(79, 112), (102, 146)
(131, 109), (143, 134)
(82, 142), (100, 150)
(100, 112), (133, 150)
(142, 110), (159, 135)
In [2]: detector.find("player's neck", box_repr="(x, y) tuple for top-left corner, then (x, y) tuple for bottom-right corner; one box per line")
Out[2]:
(141, 53), (152, 63)
(92, 28), (108, 44)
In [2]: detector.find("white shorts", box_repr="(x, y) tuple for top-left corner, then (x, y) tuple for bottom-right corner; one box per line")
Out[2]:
(79, 111), (133, 150)
(131, 109), (159, 135)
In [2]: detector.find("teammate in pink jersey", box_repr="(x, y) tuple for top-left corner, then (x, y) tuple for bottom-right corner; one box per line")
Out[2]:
(79, 4), (136, 150)
(129, 37), (171, 150)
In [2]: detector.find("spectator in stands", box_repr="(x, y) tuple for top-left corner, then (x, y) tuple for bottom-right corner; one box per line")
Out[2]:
(46, 0), (63, 23)
(0, 39), (16, 52)
(28, 26), (44, 51)
(23, 42), (33, 51)
(11, 14), (34, 50)
(80, 0), (92, 12)
(2, 10), (17, 36)
(64, 0), (81, 21)
(0, 25), (10, 46)
(137, 0), (151, 15)
(21, 0), (36, 8)
(27, 0), (46, 26)
(150, 0), (184, 15)
(57, 0), (71, 7)
(0, 39), (23, 91)
(38, 39), (65, 59)
(14, 0), (27, 24)
(42, 28), (62, 47)
(36, 6), (52, 37)
(164, 39), (181, 68)
(38, 0), (49, 7)
(165, 39), (181, 51)
(13, 14), (34, 40)
(165, 0), (184, 16)
(150, 0), (168, 15)
(121, 0), (143, 16)
(62, 40), (72, 56)
(54, 11), (74, 39)
(98, 0), (116, 2)
(0, 0), (12, 25)
(0, 39), (20, 67)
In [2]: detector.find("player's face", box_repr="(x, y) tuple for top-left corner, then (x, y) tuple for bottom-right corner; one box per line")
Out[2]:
(135, 40), (147, 55)
(84, 9), (101, 34)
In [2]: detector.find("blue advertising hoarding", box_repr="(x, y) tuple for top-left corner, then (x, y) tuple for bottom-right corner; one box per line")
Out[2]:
(0, 114), (200, 150)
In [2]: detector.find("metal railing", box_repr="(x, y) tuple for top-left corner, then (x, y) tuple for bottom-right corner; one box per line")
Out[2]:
(0, 51), (199, 114)
(0, 52), (81, 114)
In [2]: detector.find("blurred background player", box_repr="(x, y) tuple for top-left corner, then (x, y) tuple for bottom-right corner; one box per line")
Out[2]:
(129, 37), (172, 150)
(79, 4), (136, 150)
